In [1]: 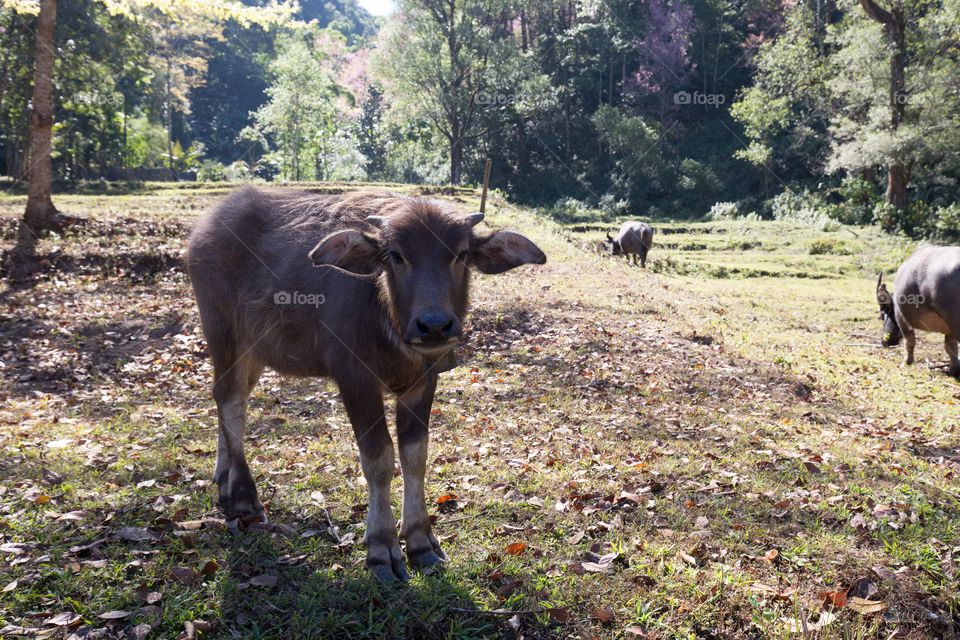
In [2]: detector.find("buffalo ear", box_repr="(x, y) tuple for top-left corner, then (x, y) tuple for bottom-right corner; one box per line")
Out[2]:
(877, 283), (892, 307)
(472, 230), (546, 274)
(308, 229), (381, 274)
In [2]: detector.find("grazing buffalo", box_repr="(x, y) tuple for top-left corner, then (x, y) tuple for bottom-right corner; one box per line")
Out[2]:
(877, 245), (960, 376)
(605, 221), (654, 267)
(185, 187), (546, 580)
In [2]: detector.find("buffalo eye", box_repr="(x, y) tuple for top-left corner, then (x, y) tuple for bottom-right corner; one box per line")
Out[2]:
(388, 250), (405, 265)
(456, 250), (469, 263)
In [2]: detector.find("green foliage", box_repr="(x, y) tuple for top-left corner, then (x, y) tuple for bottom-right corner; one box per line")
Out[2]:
(3, 0), (960, 238)
(592, 105), (662, 212)
(707, 202), (739, 221)
(734, 0), (960, 224)
(808, 238), (849, 255)
(931, 204), (960, 243)
(246, 30), (364, 181)
(769, 190), (840, 231)
(197, 159), (226, 181)
(353, 84), (386, 179)
(122, 111), (168, 168)
(828, 175), (879, 225)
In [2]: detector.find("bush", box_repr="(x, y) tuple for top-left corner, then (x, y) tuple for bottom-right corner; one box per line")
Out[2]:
(873, 200), (927, 236)
(808, 238), (849, 255)
(827, 176), (878, 225)
(197, 160), (226, 182)
(769, 189), (840, 231)
(931, 203), (960, 243)
(224, 160), (251, 181)
(542, 197), (602, 224)
(599, 193), (629, 216)
(252, 158), (280, 181)
(707, 201), (739, 220)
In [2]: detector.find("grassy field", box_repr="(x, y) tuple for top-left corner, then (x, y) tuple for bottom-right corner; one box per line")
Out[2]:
(1, 183), (959, 640)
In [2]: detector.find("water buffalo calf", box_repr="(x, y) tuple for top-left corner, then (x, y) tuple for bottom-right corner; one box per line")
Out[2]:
(605, 221), (654, 267)
(878, 245), (960, 376)
(185, 187), (546, 580)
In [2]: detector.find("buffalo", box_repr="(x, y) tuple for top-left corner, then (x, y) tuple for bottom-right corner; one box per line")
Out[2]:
(878, 245), (960, 376)
(605, 221), (654, 267)
(185, 187), (546, 580)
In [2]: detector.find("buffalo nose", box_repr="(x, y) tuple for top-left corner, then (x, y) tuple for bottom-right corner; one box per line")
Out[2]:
(414, 311), (459, 343)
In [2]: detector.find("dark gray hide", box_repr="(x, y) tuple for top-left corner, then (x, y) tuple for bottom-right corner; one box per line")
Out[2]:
(605, 221), (654, 267)
(878, 245), (960, 376)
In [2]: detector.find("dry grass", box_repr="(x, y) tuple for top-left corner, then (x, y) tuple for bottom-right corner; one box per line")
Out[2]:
(0, 183), (958, 639)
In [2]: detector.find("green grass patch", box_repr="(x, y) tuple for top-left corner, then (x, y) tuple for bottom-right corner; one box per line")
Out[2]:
(0, 185), (957, 639)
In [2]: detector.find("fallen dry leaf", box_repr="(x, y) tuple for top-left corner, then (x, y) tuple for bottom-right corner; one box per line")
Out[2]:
(595, 604), (615, 623)
(116, 527), (159, 542)
(98, 610), (131, 620)
(44, 612), (81, 627)
(846, 597), (888, 614)
(171, 567), (197, 585)
(249, 574), (278, 587)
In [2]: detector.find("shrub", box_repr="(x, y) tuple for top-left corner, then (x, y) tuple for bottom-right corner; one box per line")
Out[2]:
(252, 158), (280, 181)
(873, 200), (927, 236)
(833, 175), (879, 225)
(809, 238), (849, 255)
(224, 160), (251, 181)
(931, 203), (960, 243)
(543, 197), (602, 224)
(708, 201), (738, 220)
(599, 193), (629, 216)
(769, 189), (840, 231)
(197, 160), (226, 182)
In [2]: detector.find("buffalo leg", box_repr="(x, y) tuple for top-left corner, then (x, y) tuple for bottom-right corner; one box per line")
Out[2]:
(212, 356), (264, 517)
(339, 379), (406, 581)
(396, 376), (446, 569)
(196, 296), (265, 518)
(945, 334), (960, 376)
(903, 328), (916, 365)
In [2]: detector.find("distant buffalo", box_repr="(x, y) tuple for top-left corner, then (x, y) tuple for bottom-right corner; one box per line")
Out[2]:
(878, 245), (960, 376)
(605, 221), (654, 267)
(186, 187), (546, 580)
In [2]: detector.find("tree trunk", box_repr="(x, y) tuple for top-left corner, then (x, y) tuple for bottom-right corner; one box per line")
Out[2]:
(450, 137), (463, 185)
(164, 57), (175, 179)
(886, 162), (907, 211)
(23, 0), (59, 234)
(858, 0), (908, 211)
(885, 9), (907, 210)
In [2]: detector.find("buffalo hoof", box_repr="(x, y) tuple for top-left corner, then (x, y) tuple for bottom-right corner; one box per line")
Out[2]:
(408, 548), (447, 570)
(220, 495), (265, 520)
(367, 558), (410, 582)
(370, 563), (409, 582)
(365, 534), (409, 582)
(407, 532), (448, 570)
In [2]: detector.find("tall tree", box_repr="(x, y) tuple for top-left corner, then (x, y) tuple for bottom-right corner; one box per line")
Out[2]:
(244, 32), (343, 181)
(626, 0), (697, 142)
(22, 0), (58, 234)
(374, 0), (518, 184)
(856, 0), (908, 210)
(9, 0), (296, 239)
